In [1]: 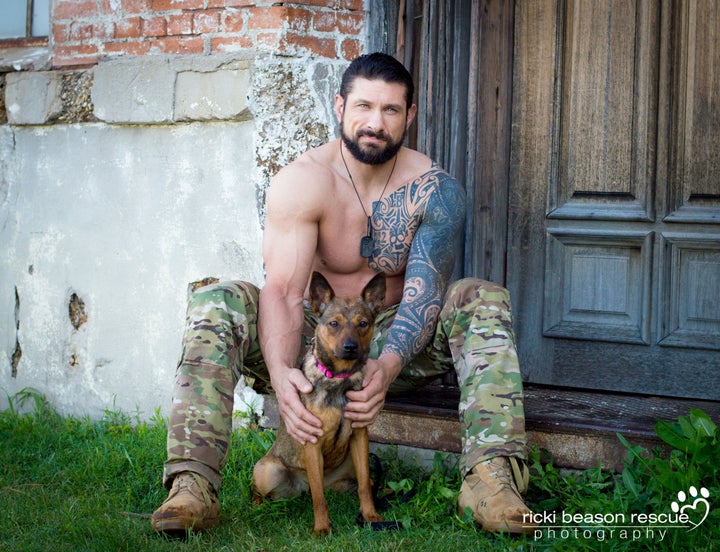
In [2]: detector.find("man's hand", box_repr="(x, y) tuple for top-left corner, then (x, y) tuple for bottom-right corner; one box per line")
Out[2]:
(344, 353), (402, 428)
(272, 367), (323, 445)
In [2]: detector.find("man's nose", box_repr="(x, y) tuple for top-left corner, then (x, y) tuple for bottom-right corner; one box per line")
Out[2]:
(365, 109), (384, 131)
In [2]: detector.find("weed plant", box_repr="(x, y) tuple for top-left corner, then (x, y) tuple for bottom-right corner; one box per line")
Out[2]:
(1, 388), (718, 551)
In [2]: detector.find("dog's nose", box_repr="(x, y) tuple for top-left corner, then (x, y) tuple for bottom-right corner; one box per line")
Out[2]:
(342, 341), (358, 357)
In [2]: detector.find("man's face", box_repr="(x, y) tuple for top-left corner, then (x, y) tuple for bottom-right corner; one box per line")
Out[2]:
(335, 77), (417, 165)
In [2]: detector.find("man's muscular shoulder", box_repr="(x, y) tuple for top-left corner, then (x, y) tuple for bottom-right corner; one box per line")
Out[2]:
(267, 145), (336, 217)
(370, 166), (464, 274)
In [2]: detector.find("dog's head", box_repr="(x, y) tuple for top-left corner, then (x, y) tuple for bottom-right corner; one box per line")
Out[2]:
(309, 271), (386, 373)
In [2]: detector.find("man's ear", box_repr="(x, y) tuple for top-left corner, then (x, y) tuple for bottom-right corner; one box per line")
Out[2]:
(334, 94), (345, 123)
(405, 103), (418, 131)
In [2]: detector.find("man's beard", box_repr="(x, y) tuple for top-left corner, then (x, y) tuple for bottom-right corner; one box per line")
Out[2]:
(341, 123), (405, 165)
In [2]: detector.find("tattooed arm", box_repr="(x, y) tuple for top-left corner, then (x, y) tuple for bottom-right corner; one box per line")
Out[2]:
(345, 171), (465, 428)
(382, 171), (466, 366)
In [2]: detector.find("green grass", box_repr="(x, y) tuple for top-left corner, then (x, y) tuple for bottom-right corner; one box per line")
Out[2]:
(1, 389), (718, 552)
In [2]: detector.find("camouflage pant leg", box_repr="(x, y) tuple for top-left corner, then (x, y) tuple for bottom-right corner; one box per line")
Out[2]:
(163, 281), (267, 492)
(371, 278), (527, 478)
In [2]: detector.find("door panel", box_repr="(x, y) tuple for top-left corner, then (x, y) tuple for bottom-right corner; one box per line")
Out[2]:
(509, 0), (720, 399)
(552, 0), (658, 222)
(667, 0), (720, 223)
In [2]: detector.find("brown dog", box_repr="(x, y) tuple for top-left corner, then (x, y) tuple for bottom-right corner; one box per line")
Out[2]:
(252, 271), (386, 536)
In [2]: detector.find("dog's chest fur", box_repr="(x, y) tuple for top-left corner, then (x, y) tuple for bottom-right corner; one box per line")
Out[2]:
(298, 352), (364, 467)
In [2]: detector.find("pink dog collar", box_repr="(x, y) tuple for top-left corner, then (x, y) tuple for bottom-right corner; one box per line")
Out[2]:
(315, 357), (352, 379)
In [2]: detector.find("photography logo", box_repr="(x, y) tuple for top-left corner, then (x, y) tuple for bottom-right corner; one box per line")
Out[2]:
(526, 486), (711, 543)
(671, 486), (710, 531)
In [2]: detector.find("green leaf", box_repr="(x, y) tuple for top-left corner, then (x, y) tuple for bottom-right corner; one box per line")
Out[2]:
(621, 468), (640, 498)
(678, 415), (697, 440)
(654, 420), (690, 451)
(689, 408), (717, 438)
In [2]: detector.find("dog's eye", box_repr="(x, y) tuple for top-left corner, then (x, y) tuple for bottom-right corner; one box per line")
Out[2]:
(328, 320), (339, 328)
(358, 320), (369, 328)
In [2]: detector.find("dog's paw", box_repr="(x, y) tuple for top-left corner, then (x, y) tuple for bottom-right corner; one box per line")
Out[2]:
(312, 524), (331, 537)
(362, 511), (385, 523)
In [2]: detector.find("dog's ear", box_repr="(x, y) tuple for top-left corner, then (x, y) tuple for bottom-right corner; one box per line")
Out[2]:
(309, 271), (335, 316)
(362, 272), (386, 315)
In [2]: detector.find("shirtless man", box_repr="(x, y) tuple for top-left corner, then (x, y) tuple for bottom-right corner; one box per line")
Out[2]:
(151, 53), (534, 535)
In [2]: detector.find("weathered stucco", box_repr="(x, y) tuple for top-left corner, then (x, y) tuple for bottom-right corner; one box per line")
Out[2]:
(0, 53), (346, 419)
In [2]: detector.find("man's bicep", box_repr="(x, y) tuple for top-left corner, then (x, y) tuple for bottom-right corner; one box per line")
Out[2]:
(414, 179), (466, 279)
(382, 179), (465, 365)
(262, 178), (319, 293)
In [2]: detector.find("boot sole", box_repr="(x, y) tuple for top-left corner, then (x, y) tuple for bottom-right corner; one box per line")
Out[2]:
(151, 515), (220, 534)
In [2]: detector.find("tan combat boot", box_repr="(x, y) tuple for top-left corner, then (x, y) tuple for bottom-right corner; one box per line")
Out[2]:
(457, 457), (536, 534)
(151, 472), (220, 533)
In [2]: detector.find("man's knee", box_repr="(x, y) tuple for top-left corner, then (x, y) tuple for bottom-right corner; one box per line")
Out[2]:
(445, 278), (511, 308)
(189, 280), (259, 311)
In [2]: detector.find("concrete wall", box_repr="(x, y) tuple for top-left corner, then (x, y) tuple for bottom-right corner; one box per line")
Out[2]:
(0, 53), (345, 418)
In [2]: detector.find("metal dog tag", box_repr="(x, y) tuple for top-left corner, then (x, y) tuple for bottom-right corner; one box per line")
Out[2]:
(360, 235), (374, 258)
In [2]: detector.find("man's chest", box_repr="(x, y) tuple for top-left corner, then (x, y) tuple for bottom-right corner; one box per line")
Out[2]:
(317, 176), (436, 274)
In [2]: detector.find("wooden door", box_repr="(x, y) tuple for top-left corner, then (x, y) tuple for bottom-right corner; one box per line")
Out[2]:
(509, 0), (720, 399)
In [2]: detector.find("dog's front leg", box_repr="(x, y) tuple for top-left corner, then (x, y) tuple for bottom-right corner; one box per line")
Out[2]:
(303, 443), (331, 536)
(350, 427), (384, 523)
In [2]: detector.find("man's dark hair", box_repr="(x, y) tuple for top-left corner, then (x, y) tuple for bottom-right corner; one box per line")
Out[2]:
(340, 52), (414, 109)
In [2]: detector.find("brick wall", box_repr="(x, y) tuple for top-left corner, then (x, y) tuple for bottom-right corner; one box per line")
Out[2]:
(51, 0), (366, 69)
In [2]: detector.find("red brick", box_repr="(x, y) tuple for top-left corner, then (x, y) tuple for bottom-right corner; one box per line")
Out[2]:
(54, 0), (98, 20)
(314, 11), (364, 34)
(53, 44), (99, 68)
(150, 35), (205, 54)
(207, 0), (254, 7)
(95, 21), (116, 40)
(222, 10), (244, 33)
(69, 22), (94, 41)
(119, 0), (152, 13)
(151, 0), (204, 11)
(248, 6), (288, 30)
(294, 0), (364, 9)
(341, 38), (362, 60)
(340, 0), (364, 10)
(282, 32), (337, 58)
(285, 7), (312, 33)
(103, 40), (152, 57)
(167, 13), (194, 35)
(193, 10), (221, 34)
(115, 17), (142, 39)
(211, 35), (253, 53)
(256, 32), (281, 49)
(142, 16), (168, 37)
(52, 23), (69, 44)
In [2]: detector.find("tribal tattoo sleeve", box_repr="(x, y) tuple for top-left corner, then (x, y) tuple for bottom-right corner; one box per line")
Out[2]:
(379, 170), (466, 367)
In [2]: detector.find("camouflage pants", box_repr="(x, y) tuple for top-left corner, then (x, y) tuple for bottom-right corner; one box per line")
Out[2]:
(163, 278), (527, 492)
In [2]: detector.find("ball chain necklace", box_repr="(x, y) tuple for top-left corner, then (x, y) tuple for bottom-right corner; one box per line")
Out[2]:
(339, 141), (398, 258)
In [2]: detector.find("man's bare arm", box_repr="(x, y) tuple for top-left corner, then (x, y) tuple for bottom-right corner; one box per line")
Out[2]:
(382, 172), (466, 367)
(258, 162), (326, 444)
(344, 171), (465, 428)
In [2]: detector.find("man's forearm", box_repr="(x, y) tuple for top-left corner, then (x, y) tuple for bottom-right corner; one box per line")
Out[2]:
(258, 287), (305, 378)
(381, 175), (465, 367)
(382, 270), (444, 368)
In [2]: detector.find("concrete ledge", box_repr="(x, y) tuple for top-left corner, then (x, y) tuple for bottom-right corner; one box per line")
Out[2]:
(260, 388), (720, 472)
(5, 72), (63, 124)
(4, 54), (256, 126)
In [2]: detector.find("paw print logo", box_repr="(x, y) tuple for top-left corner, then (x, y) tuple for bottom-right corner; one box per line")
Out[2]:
(671, 486), (710, 531)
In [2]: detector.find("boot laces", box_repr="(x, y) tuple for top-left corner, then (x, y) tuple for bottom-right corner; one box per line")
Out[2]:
(174, 472), (214, 507)
(484, 458), (515, 492)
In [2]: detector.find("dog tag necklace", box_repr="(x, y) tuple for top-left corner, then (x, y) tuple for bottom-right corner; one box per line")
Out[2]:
(340, 142), (398, 258)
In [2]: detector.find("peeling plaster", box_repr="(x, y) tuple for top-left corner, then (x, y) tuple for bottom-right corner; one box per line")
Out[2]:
(249, 55), (345, 222)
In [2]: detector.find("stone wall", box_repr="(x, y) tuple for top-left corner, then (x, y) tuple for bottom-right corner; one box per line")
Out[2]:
(0, 0), (363, 418)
